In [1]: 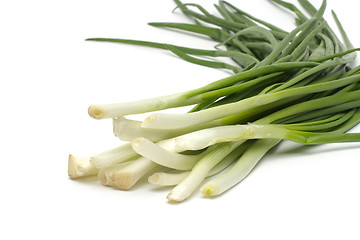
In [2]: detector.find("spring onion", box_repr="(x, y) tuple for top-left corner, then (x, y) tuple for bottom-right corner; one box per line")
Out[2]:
(69, 0), (360, 203)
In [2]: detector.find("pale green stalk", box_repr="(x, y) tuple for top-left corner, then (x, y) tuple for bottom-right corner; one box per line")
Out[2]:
(167, 141), (243, 202)
(90, 143), (138, 168)
(201, 139), (280, 196)
(148, 142), (250, 186)
(148, 171), (190, 186)
(88, 92), (188, 119)
(113, 117), (220, 142)
(112, 157), (160, 190)
(88, 61), (319, 120)
(160, 124), (302, 152)
(142, 75), (360, 129)
(131, 137), (206, 170)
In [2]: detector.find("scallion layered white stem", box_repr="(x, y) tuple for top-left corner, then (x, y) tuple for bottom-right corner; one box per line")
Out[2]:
(98, 163), (131, 186)
(113, 117), (171, 142)
(112, 157), (160, 190)
(201, 139), (280, 196)
(68, 154), (99, 179)
(148, 143), (249, 186)
(161, 124), (304, 151)
(88, 93), (193, 119)
(113, 117), (221, 142)
(148, 171), (191, 186)
(131, 137), (205, 170)
(167, 141), (244, 202)
(90, 143), (138, 169)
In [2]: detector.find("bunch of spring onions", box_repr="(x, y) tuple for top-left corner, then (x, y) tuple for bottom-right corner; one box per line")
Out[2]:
(69, 0), (360, 202)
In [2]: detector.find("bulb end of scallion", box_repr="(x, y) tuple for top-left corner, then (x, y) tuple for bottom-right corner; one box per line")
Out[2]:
(98, 168), (115, 186)
(113, 172), (137, 190)
(68, 154), (98, 179)
(68, 154), (79, 179)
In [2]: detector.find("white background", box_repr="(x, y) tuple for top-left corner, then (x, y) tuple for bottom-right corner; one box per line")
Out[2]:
(1, 0), (359, 239)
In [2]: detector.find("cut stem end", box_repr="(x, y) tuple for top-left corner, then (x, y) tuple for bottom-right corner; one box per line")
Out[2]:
(88, 105), (105, 119)
(201, 184), (218, 196)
